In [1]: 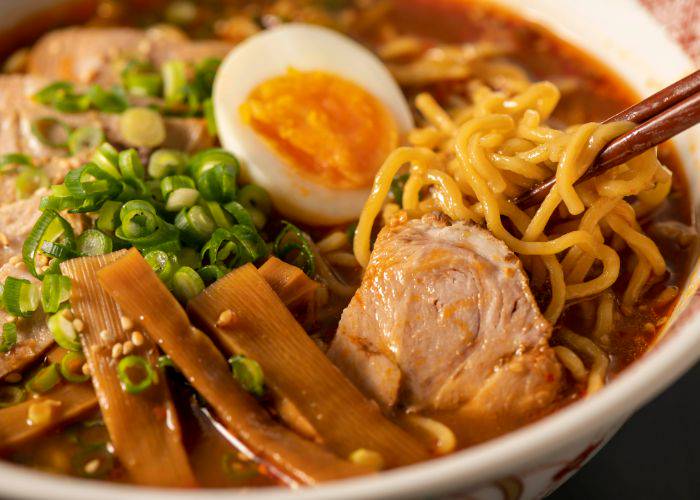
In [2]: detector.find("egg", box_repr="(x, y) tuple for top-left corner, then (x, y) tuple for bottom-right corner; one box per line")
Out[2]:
(213, 23), (413, 225)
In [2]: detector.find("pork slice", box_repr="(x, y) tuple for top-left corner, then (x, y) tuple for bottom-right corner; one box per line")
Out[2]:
(0, 193), (43, 265)
(328, 213), (562, 425)
(28, 27), (231, 86)
(0, 263), (53, 379)
(0, 74), (213, 166)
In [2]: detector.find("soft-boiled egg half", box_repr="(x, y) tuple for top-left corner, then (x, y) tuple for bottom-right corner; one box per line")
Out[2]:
(213, 23), (413, 225)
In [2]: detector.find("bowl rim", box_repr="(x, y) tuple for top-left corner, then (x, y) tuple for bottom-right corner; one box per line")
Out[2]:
(1, 0), (699, 498)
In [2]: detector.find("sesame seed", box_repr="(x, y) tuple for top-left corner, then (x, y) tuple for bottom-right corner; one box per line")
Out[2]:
(99, 330), (111, 341)
(5, 315), (16, 323)
(119, 316), (133, 331)
(5, 373), (21, 383)
(81, 363), (91, 376)
(72, 318), (84, 332)
(62, 309), (74, 321)
(217, 309), (238, 328)
(13, 260), (25, 269)
(0, 232), (8, 247)
(131, 331), (144, 346)
(8, 255), (21, 265)
(111, 343), (123, 359)
(122, 341), (134, 355)
(36, 254), (48, 267)
(84, 459), (100, 475)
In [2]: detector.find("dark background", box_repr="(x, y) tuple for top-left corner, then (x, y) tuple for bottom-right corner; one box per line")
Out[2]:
(549, 361), (700, 499)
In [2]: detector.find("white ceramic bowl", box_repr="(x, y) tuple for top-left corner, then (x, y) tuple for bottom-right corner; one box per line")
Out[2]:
(0, 1), (698, 499)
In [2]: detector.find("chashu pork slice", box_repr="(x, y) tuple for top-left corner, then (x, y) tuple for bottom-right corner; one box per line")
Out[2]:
(328, 213), (562, 434)
(28, 27), (231, 87)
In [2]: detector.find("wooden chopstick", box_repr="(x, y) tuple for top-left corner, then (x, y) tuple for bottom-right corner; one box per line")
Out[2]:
(514, 69), (700, 208)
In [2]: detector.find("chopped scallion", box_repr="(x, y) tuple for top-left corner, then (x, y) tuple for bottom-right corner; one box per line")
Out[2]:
(60, 351), (90, 383)
(68, 126), (105, 155)
(31, 117), (72, 149)
(172, 266), (204, 302)
(228, 355), (264, 396)
(48, 311), (82, 351)
(117, 355), (158, 394)
(0, 323), (17, 353)
(77, 229), (113, 256)
(41, 274), (72, 313)
(119, 107), (166, 148)
(25, 363), (60, 394)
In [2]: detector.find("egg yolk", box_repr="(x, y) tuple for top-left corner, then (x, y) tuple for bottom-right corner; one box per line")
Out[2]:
(240, 69), (398, 190)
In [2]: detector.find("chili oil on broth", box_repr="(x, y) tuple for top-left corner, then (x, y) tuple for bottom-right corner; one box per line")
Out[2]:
(0, 0), (694, 486)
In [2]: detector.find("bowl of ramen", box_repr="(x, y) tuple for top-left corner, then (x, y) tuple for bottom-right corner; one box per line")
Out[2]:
(0, 0), (697, 499)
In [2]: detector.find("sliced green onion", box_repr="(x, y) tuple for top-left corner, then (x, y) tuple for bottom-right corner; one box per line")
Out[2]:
(86, 85), (128, 113)
(0, 153), (33, 174)
(175, 205), (215, 244)
(68, 126), (105, 155)
(201, 226), (268, 268)
(189, 149), (239, 178)
(203, 201), (233, 229)
(198, 264), (226, 285)
(91, 143), (121, 179)
(64, 163), (121, 204)
(0, 323), (17, 353)
(15, 166), (49, 199)
(203, 98), (217, 136)
(156, 355), (174, 369)
(33, 81), (73, 106)
(177, 247), (201, 269)
(118, 200), (158, 239)
(31, 117), (72, 148)
(3, 277), (40, 317)
(48, 311), (82, 351)
(161, 175), (195, 199)
(223, 201), (257, 229)
(274, 222), (315, 276)
(0, 385), (26, 408)
(237, 184), (272, 215)
(72, 419), (109, 447)
(117, 149), (145, 180)
(41, 274), (72, 314)
(145, 250), (176, 285)
(162, 60), (187, 105)
(221, 452), (259, 481)
(77, 229), (113, 256)
(228, 355), (264, 397)
(25, 363), (60, 394)
(166, 188), (199, 212)
(23, 209), (76, 277)
(190, 58), (220, 101)
(71, 444), (114, 479)
(119, 107), (166, 148)
(196, 164), (237, 202)
(41, 241), (78, 262)
(148, 149), (187, 179)
(172, 266), (204, 302)
(117, 355), (158, 394)
(96, 200), (122, 232)
(60, 351), (90, 383)
(121, 60), (162, 97)
(161, 175), (198, 211)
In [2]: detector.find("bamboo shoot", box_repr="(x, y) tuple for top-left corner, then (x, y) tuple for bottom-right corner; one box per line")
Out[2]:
(98, 249), (368, 486)
(188, 263), (429, 468)
(61, 251), (196, 487)
(0, 378), (96, 452)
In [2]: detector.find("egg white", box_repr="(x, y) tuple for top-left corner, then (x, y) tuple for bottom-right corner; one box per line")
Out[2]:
(213, 23), (413, 225)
